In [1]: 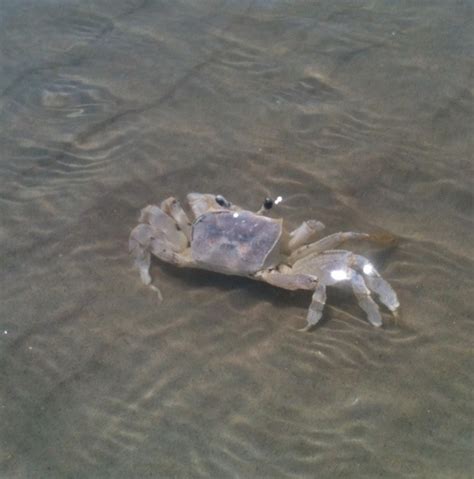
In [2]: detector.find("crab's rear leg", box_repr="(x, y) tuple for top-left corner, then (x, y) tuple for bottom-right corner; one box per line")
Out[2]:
(254, 270), (327, 331)
(288, 232), (370, 264)
(299, 284), (327, 332)
(291, 250), (388, 327)
(255, 270), (318, 290)
(351, 254), (400, 313)
(288, 220), (325, 251)
(350, 271), (383, 327)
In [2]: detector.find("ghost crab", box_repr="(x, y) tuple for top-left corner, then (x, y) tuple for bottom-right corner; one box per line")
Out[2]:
(129, 193), (399, 330)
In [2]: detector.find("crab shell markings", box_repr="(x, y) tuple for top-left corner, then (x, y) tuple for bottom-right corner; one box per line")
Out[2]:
(191, 210), (283, 275)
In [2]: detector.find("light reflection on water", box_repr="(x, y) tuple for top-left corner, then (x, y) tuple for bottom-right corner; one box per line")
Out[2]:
(0, 1), (472, 477)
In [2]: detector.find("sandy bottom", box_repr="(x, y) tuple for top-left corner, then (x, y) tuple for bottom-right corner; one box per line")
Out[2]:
(0, 1), (472, 477)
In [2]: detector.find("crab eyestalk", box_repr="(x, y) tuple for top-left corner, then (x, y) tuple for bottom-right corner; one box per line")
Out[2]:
(257, 195), (282, 215)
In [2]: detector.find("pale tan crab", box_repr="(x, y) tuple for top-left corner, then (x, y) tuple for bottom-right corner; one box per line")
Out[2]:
(129, 193), (399, 330)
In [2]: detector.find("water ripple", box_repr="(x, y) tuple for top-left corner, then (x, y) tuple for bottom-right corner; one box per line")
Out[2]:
(1, 73), (122, 143)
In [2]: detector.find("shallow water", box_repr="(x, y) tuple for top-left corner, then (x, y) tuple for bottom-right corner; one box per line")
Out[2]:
(1, 1), (473, 477)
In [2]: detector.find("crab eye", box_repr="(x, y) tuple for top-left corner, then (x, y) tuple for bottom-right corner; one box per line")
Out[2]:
(215, 195), (230, 208)
(263, 197), (274, 210)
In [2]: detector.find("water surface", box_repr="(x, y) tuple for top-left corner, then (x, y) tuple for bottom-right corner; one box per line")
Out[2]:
(1, 1), (473, 477)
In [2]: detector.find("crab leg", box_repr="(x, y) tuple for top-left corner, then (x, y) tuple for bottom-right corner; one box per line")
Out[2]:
(291, 249), (397, 327)
(350, 272), (383, 327)
(256, 270), (328, 331)
(130, 202), (192, 298)
(288, 232), (370, 264)
(288, 220), (325, 251)
(139, 205), (188, 250)
(161, 197), (193, 241)
(129, 226), (192, 300)
(299, 284), (327, 332)
(129, 224), (154, 285)
(132, 246), (152, 285)
(255, 270), (318, 290)
(149, 239), (194, 267)
(351, 255), (399, 312)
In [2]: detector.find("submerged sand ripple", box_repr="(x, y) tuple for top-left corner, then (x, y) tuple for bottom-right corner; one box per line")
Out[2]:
(1, 1), (472, 478)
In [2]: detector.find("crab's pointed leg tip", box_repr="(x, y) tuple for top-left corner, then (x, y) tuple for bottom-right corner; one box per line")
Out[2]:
(150, 284), (163, 303)
(367, 312), (383, 327)
(297, 324), (314, 333)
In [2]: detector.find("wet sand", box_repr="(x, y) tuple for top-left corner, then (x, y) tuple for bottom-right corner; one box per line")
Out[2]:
(0, 1), (473, 477)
